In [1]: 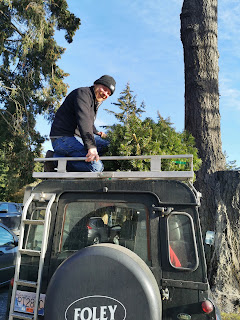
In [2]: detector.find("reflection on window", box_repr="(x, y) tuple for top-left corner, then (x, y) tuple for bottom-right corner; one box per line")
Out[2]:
(0, 228), (14, 246)
(60, 202), (150, 265)
(168, 213), (198, 269)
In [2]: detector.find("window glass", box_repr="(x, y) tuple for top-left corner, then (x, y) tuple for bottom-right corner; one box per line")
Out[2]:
(60, 201), (150, 265)
(0, 203), (8, 212)
(168, 213), (198, 269)
(24, 204), (46, 251)
(0, 227), (14, 246)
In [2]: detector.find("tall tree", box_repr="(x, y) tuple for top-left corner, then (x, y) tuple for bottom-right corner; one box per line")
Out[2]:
(180, 0), (225, 176)
(180, 0), (225, 231)
(180, 0), (240, 312)
(0, 0), (80, 200)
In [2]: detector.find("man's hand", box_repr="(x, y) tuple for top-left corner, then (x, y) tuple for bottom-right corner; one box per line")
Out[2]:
(86, 147), (99, 162)
(97, 131), (107, 139)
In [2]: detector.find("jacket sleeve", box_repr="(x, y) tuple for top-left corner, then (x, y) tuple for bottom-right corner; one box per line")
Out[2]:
(74, 89), (96, 150)
(93, 125), (98, 135)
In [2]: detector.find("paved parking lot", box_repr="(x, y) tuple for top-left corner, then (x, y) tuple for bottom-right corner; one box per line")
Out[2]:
(0, 287), (8, 320)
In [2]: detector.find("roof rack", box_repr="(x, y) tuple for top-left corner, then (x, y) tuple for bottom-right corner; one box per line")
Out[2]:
(33, 154), (194, 181)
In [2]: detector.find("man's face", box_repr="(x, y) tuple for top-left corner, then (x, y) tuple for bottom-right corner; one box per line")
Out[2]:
(94, 84), (111, 102)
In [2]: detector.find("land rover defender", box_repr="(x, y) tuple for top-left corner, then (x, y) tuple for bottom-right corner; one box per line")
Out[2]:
(8, 155), (220, 320)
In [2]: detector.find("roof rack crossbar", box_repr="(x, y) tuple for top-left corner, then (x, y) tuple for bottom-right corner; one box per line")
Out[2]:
(33, 154), (194, 181)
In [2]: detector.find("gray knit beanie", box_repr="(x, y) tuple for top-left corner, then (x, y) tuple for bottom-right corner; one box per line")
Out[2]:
(94, 75), (116, 95)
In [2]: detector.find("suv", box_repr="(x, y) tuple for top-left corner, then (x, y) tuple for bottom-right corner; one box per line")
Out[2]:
(8, 155), (220, 320)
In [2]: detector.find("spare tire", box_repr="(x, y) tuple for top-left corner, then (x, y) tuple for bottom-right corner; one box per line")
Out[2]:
(44, 244), (162, 320)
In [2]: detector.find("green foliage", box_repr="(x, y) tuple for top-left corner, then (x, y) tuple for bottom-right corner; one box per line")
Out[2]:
(106, 82), (145, 123)
(104, 83), (202, 173)
(221, 313), (240, 320)
(0, 137), (36, 201)
(0, 0), (80, 201)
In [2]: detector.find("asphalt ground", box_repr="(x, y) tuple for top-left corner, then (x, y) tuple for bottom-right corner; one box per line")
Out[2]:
(0, 287), (8, 320)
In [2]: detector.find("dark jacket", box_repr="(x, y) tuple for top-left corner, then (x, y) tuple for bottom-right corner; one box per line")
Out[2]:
(50, 86), (99, 150)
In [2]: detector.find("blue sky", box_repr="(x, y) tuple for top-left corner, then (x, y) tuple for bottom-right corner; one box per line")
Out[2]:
(37, 0), (240, 167)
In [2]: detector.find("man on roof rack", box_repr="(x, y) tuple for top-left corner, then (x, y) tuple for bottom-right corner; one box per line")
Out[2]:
(45, 75), (116, 172)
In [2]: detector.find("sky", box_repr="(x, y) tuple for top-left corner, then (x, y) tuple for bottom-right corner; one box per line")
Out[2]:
(37, 0), (240, 168)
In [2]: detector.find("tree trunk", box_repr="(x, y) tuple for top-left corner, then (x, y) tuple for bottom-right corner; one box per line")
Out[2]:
(180, 0), (225, 236)
(209, 171), (240, 313)
(180, 0), (225, 176)
(180, 0), (240, 313)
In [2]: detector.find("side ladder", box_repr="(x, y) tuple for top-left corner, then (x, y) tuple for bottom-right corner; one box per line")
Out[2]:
(8, 192), (56, 320)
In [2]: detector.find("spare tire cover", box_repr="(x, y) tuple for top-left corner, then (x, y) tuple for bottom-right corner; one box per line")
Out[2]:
(44, 244), (162, 320)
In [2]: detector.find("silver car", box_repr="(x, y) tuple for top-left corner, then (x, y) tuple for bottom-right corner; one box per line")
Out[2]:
(87, 217), (109, 244)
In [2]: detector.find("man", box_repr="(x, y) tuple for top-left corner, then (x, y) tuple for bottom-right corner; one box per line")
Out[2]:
(46, 75), (116, 172)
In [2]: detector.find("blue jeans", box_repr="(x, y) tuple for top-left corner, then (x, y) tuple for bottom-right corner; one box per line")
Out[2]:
(52, 135), (109, 172)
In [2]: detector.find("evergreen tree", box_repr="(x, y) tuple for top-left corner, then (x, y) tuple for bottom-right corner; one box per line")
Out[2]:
(106, 82), (145, 122)
(104, 83), (202, 173)
(0, 0), (80, 200)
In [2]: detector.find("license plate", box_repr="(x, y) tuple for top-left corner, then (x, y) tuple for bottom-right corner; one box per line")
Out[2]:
(14, 290), (45, 316)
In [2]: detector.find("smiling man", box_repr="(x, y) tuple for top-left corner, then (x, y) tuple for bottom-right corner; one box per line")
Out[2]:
(47, 75), (116, 172)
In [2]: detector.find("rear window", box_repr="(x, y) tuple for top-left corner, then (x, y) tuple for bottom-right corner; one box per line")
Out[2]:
(59, 201), (151, 265)
(167, 212), (198, 270)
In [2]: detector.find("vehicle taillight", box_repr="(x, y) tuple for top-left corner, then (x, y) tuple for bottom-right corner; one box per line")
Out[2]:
(87, 224), (92, 229)
(10, 278), (14, 287)
(201, 300), (214, 314)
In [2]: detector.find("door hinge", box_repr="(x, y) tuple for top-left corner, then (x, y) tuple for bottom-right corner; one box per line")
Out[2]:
(161, 287), (170, 300)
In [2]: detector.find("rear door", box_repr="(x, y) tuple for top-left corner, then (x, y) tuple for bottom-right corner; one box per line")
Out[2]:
(48, 191), (161, 279)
